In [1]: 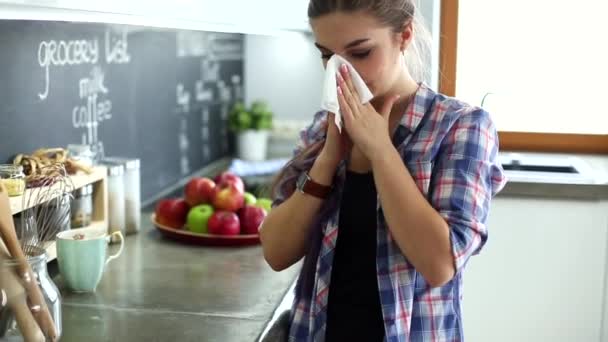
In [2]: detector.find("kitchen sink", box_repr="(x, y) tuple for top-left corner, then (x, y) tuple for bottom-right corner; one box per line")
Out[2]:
(499, 153), (598, 184)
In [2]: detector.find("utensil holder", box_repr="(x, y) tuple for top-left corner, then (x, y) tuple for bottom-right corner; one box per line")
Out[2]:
(0, 247), (61, 340)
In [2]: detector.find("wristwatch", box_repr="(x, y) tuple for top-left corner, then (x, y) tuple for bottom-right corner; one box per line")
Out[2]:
(296, 171), (332, 199)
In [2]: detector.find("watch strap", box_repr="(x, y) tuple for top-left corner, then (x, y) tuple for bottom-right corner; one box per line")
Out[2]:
(299, 172), (332, 199)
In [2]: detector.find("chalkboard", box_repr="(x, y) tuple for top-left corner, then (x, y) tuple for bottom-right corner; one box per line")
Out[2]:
(0, 21), (244, 201)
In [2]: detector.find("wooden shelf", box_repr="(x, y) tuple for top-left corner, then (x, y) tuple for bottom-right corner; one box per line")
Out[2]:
(10, 166), (107, 215)
(8, 166), (109, 264)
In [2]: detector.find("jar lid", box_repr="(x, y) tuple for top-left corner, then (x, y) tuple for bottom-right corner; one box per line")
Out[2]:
(0, 164), (24, 176)
(106, 164), (124, 176)
(101, 157), (140, 170)
(124, 159), (140, 170)
(67, 144), (93, 154)
(73, 184), (93, 197)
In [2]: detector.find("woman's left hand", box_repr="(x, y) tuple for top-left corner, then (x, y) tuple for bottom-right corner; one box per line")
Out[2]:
(337, 64), (400, 159)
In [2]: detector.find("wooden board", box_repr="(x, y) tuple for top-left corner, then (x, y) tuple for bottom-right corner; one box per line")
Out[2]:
(44, 241), (57, 262)
(9, 166), (106, 215)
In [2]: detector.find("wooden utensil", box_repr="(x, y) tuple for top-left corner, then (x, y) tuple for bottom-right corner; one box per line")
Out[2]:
(0, 182), (57, 341)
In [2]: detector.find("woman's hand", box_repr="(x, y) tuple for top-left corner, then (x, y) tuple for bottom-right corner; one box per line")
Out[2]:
(318, 112), (352, 168)
(336, 64), (400, 159)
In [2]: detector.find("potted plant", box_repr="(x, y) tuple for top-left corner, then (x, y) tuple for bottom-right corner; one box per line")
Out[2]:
(228, 100), (273, 161)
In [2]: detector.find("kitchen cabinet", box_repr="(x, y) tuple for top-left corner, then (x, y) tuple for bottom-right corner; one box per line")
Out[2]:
(462, 195), (608, 342)
(0, 0), (311, 33)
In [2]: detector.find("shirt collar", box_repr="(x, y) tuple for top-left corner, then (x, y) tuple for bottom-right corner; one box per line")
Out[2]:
(397, 82), (435, 134)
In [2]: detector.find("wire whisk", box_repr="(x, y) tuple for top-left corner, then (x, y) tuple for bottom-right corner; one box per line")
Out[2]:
(19, 163), (74, 256)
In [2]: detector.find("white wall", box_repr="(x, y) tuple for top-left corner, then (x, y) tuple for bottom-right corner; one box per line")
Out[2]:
(0, 0), (311, 33)
(244, 32), (324, 121)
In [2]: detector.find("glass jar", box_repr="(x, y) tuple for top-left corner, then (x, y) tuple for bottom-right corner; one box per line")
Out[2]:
(101, 163), (125, 243)
(67, 144), (96, 168)
(70, 184), (93, 228)
(0, 165), (26, 197)
(102, 157), (141, 234)
(0, 248), (62, 340)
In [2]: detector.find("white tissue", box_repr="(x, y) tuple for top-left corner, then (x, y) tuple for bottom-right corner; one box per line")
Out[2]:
(320, 54), (374, 132)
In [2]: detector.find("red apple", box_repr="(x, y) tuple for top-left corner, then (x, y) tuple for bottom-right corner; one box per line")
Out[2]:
(208, 211), (240, 235)
(214, 172), (244, 194)
(238, 205), (267, 235)
(184, 177), (217, 206)
(155, 198), (190, 229)
(213, 182), (245, 212)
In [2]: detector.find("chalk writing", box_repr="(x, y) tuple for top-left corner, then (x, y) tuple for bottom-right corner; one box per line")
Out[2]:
(105, 29), (131, 64)
(38, 39), (99, 100)
(195, 81), (213, 102)
(176, 84), (191, 175)
(176, 84), (191, 113)
(72, 66), (113, 160)
(37, 28), (130, 100)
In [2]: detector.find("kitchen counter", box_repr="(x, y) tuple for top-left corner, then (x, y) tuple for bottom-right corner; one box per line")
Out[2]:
(52, 211), (300, 342)
(179, 155), (608, 202)
(497, 152), (608, 199)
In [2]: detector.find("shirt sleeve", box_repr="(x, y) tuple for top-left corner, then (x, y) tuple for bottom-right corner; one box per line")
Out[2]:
(429, 107), (507, 272)
(271, 111), (328, 208)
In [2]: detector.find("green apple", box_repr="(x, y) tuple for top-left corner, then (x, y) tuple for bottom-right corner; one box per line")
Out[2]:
(244, 192), (257, 205)
(255, 198), (272, 212)
(186, 204), (214, 234)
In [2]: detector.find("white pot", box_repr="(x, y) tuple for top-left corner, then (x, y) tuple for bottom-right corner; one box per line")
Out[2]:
(236, 130), (269, 161)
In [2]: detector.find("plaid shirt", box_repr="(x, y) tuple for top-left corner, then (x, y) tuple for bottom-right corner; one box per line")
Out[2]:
(273, 84), (506, 342)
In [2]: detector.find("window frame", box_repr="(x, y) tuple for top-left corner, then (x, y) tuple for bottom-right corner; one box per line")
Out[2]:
(438, 0), (608, 154)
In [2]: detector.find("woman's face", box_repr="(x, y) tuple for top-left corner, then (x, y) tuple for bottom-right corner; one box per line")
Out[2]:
(311, 11), (408, 97)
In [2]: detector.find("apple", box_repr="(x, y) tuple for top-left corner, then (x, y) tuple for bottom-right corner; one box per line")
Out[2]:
(208, 211), (240, 235)
(214, 172), (245, 194)
(186, 204), (214, 234)
(155, 198), (190, 229)
(238, 205), (267, 235)
(243, 192), (257, 205)
(255, 198), (273, 212)
(213, 182), (245, 212)
(184, 177), (217, 206)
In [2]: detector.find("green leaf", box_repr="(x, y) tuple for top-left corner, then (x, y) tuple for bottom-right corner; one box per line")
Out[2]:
(228, 100), (273, 131)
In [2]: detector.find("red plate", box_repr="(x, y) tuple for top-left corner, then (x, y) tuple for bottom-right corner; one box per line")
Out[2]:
(150, 214), (261, 247)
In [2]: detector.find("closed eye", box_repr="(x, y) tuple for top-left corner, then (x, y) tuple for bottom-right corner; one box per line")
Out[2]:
(350, 49), (371, 59)
(321, 49), (371, 61)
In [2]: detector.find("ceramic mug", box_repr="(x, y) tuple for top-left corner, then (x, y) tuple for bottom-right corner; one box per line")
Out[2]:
(56, 227), (124, 292)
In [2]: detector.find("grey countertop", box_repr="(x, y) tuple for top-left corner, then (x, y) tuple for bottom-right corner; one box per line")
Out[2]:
(496, 152), (608, 199)
(51, 152), (607, 341)
(53, 211), (300, 342)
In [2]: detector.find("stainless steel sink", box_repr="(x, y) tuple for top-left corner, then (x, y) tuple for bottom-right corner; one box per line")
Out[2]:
(499, 153), (598, 185)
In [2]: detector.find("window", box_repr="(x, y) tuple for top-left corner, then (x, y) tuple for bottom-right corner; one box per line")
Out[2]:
(440, 0), (608, 153)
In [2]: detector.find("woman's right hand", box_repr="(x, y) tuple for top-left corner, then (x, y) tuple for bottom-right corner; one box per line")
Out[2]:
(318, 112), (352, 168)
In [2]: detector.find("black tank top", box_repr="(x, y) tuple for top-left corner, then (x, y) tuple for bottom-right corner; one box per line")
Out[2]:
(325, 170), (385, 341)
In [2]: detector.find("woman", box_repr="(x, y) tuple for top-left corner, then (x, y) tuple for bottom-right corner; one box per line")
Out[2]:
(259, 0), (506, 341)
